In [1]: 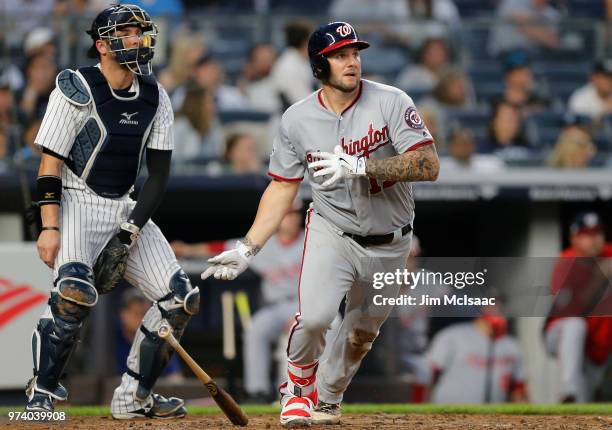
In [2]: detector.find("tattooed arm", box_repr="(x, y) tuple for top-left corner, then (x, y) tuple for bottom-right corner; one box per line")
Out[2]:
(366, 143), (439, 182)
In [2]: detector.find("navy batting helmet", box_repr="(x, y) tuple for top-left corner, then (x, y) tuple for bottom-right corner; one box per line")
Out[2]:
(308, 22), (370, 80)
(86, 3), (158, 75)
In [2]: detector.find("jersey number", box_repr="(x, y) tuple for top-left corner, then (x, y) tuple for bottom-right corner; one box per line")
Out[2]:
(369, 179), (396, 194)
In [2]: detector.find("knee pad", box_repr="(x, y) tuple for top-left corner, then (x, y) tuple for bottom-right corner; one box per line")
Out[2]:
(131, 269), (199, 400)
(159, 269), (200, 333)
(50, 263), (97, 324)
(32, 263), (96, 395)
(167, 269), (200, 315)
(55, 262), (98, 308)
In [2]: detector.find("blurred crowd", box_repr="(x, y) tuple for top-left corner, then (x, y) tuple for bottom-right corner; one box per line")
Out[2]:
(395, 212), (611, 404)
(3, 0), (611, 405)
(2, 0), (612, 175)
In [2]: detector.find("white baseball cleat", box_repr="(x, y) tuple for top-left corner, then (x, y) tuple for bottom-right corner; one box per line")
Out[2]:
(112, 393), (186, 419)
(312, 401), (341, 425)
(280, 396), (314, 427)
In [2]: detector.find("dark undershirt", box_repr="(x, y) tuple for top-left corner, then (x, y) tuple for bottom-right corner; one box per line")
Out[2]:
(42, 147), (172, 229)
(114, 88), (136, 97)
(128, 148), (172, 229)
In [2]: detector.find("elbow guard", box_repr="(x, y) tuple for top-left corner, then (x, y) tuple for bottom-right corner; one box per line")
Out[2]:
(37, 175), (62, 206)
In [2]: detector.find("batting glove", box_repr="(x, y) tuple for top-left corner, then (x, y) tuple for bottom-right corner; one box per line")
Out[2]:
(200, 240), (254, 281)
(308, 145), (367, 187)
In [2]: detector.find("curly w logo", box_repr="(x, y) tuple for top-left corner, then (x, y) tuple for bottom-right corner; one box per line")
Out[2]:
(0, 278), (46, 329)
(336, 24), (353, 37)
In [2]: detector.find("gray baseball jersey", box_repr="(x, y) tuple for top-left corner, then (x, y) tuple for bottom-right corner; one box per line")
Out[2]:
(268, 79), (433, 236)
(427, 322), (526, 404)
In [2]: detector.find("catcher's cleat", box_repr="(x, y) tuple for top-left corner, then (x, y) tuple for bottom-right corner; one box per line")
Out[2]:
(312, 401), (341, 424)
(26, 377), (68, 402)
(25, 392), (54, 413)
(112, 393), (186, 419)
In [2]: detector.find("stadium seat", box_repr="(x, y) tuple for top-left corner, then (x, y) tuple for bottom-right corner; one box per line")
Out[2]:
(269, 0), (332, 13)
(218, 110), (271, 125)
(566, 0), (605, 18)
(501, 149), (546, 167)
(361, 47), (409, 82)
(461, 26), (494, 62)
(597, 115), (612, 152)
(525, 111), (566, 149)
(199, 0), (255, 12)
(468, 63), (504, 105)
(532, 61), (590, 106)
(454, 0), (496, 18)
(536, 24), (597, 62)
(549, 81), (586, 106)
(468, 62), (503, 83)
(532, 62), (591, 78)
(443, 108), (490, 143)
(473, 82), (504, 106)
(208, 38), (251, 59)
(404, 88), (431, 104)
(208, 38), (251, 82)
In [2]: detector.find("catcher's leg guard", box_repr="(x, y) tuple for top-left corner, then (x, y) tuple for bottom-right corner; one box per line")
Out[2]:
(27, 263), (97, 403)
(129, 269), (200, 401)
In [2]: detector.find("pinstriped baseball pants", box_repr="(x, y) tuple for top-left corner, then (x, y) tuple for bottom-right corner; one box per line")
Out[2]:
(50, 188), (182, 413)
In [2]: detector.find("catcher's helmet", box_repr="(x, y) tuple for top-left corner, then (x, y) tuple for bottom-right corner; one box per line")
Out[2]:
(86, 3), (158, 76)
(308, 22), (369, 80)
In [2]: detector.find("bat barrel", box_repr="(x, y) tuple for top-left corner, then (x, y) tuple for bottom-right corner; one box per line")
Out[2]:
(158, 323), (248, 426)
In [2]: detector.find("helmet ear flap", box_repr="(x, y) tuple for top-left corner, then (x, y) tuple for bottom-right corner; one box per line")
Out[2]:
(311, 55), (330, 80)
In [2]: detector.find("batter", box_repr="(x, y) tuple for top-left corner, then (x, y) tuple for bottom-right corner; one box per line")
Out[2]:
(202, 21), (439, 426)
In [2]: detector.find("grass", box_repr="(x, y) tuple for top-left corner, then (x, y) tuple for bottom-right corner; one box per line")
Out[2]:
(1, 403), (611, 417)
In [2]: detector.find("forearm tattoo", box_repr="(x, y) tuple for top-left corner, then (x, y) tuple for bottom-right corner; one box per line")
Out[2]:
(365, 144), (439, 182)
(241, 237), (261, 257)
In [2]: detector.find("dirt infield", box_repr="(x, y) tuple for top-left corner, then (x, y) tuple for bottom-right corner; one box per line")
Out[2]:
(2, 413), (612, 429)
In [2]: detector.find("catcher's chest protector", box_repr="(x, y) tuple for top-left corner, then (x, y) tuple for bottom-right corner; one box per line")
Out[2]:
(67, 66), (159, 198)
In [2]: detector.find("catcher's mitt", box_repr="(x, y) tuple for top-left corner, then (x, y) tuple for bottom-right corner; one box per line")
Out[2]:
(94, 236), (129, 294)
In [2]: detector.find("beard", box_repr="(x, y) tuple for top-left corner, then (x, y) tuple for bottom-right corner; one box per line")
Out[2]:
(325, 74), (360, 93)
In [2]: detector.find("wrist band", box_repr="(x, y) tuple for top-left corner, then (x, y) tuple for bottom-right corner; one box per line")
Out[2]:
(42, 226), (60, 231)
(118, 221), (140, 247)
(37, 175), (62, 206)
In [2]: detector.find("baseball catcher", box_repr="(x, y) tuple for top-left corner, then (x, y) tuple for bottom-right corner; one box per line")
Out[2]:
(26, 4), (199, 419)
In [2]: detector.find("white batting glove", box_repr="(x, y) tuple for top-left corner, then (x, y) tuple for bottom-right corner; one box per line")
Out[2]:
(308, 145), (367, 187)
(200, 240), (255, 281)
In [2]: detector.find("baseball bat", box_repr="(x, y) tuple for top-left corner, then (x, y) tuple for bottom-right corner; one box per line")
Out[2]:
(234, 291), (252, 330)
(221, 291), (236, 360)
(158, 324), (248, 426)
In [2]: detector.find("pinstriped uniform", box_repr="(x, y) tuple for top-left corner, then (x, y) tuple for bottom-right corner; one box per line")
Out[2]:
(55, 189), (180, 302)
(36, 75), (174, 191)
(35, 70), (182, 413)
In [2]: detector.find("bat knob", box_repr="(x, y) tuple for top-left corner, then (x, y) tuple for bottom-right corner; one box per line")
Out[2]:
(158, 324), (171, 338)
